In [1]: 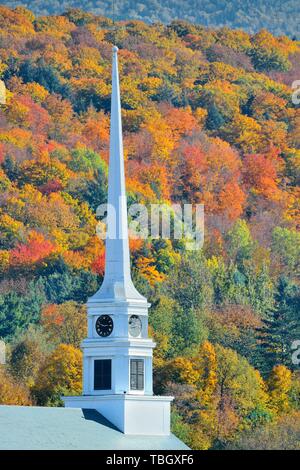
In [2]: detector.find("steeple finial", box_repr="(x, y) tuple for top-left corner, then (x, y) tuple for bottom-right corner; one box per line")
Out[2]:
(89, 46), (145, 303)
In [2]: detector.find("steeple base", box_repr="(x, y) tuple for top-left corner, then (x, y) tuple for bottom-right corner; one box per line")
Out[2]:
(62, 394), (173, 435)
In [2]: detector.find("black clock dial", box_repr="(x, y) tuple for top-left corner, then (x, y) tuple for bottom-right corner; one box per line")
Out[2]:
(95, 315), (113, 337)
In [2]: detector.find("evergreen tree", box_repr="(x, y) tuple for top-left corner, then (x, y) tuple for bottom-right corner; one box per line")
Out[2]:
(68, 166), (107, 212)
(18, 59), (71, 98)
(41, 259), (100, 304)
(0, 280), (46, 341)
(206, 102), (226, 131)
(170, 305), (208, 357)
(3, 155), (19, 182)
(256, 277), (300, 375)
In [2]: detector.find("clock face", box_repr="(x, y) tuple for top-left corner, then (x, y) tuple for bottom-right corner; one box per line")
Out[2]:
(95, 315), (114, 337)
(129, 315), (142, 337)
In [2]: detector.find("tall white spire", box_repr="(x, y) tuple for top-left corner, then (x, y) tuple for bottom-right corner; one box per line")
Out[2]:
(89, 46), (145, 303)
(64, 50), (175, 440)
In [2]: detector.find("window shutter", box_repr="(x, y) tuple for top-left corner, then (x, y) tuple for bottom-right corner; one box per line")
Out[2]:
(130, 359), (144, 391)
(94, 359), (112, 390)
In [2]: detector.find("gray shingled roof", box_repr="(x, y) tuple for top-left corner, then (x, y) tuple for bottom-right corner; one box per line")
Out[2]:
(0, 405), (189, 450)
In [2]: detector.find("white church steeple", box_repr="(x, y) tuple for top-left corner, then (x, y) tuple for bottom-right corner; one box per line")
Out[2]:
(63, 47), (173, 436)
(89, 46), (145, 303)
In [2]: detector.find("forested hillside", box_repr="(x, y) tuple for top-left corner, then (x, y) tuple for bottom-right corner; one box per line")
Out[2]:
(1, 0), (300, 37)
(0, 6), (300, 449)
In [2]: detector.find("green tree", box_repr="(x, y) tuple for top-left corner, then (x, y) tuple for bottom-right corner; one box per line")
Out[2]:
(170, 305), (208, 357)
(41, 260), (99, 303)
(18, 59), (70, 98)
(225, 219), (253, 262)
(67, 166), (108, 212)
(272, 227), (300, 277)
(166, 252), (213, 313)
(256, 277), (300, 375)
(69, 147), (104, 173)
(149, 294), (174, 338)
(0, 280), (46, 340)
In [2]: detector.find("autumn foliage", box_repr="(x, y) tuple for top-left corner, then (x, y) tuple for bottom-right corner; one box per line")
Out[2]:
(0, 7), (299, 450)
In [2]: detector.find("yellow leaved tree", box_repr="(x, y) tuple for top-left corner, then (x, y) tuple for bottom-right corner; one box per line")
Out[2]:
(32, 344), (82, 406)
(267, 365), (292, 413)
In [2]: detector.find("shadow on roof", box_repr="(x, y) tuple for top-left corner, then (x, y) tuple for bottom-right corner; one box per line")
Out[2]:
(82, 408), (120, 432)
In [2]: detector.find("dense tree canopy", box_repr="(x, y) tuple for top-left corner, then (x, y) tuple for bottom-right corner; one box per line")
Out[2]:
(0, 7), (299, 450)
(1, 2), (299, 37)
